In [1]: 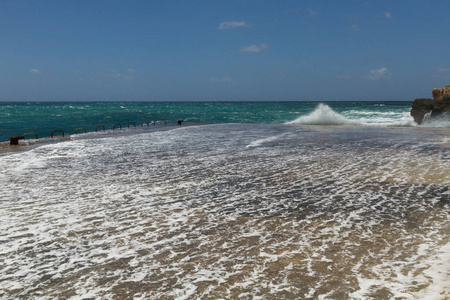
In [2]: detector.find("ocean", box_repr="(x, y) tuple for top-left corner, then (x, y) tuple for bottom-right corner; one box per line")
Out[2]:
(0, 101), (421, 143)
(0, 101), (449, 299)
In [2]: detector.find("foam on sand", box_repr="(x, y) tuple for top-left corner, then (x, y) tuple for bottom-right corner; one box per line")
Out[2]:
(0, 124), (449, 299)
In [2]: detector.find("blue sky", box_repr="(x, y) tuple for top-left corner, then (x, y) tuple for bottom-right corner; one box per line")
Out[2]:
(1, 0), (449, 101)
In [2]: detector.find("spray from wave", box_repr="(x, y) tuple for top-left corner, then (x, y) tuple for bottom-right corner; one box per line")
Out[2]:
(286, 104), (359, 125)
(420, 112), (450, 127)
(286, 103), (417, 126)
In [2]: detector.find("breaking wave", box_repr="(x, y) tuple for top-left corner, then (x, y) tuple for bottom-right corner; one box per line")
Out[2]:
(286, 103), (416, 126)
(286, 104), (360, 125)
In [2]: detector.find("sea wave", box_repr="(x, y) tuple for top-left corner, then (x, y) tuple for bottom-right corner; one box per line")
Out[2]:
(286, 104), (359, 125)
(286, 103), (416, 126)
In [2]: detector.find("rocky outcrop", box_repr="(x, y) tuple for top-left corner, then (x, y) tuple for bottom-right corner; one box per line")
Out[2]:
(411, 85), (450, 124)
(432, 85), (450, 101)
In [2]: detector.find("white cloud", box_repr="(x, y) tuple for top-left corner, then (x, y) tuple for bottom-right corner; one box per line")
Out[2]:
(219, 21), (249, 30)
(384, 12), (392, 18)
(210, 76), (233, 83)
(367, 67), (391, 80)
(431, 68), (450, 79)
(105, 69), (134, 81)
(67, 68), (82, 74)
(239, 44), (267, 53)
(433, 68), (449, 75)
(307, 8), (317, 17)
(29, 68), (41, 75)
(106, 69), (121, 77)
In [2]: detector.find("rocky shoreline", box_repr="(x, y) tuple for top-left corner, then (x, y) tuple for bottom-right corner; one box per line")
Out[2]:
(411, 85), (450, 124)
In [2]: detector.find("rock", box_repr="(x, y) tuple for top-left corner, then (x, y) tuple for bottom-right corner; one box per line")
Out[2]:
(411, 85), (450, 124)
(411, 98), (435, 124)
(434, 85), (450, 100)
(445, 84), (450, 99)
(432, 88), (444, 101)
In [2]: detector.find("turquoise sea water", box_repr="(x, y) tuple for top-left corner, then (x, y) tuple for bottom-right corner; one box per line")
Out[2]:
(0, 101), (416, 142)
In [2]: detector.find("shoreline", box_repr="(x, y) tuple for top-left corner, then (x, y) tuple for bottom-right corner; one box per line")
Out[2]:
(0, 123), (206, 154)
(2, 123), (450, 160)
(2, 123), (450, 151)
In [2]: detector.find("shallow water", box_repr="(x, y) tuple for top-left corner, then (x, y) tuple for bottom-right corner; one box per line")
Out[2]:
(0, 124), (449, 299)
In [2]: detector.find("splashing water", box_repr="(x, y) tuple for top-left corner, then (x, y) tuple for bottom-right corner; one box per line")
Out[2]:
(286, 103), (416, 126)
(421, 112), (450, 128)
(287, 104), (362, 125)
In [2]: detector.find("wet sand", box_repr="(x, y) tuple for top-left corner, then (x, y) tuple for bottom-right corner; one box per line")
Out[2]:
(0, 124), (449, 299)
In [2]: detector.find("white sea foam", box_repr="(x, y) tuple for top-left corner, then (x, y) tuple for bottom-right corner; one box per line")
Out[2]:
(0, 124), (449, 299)
(286, 104), (358, 125)
(246, 134), (284, 148)
(421, 114), (450, 128)
(286, 104), (417, 126)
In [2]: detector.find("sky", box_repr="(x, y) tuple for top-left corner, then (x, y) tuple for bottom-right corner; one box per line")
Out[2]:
(0, 0), (449, 102)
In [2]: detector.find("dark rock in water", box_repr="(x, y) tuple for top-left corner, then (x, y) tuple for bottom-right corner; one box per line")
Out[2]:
(411, 85), (450, 124)
(10, 135), (24, 145)
(411, 98), (435, 125)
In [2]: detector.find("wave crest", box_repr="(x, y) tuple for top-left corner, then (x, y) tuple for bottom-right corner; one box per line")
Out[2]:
(286, 104), (358, 125)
